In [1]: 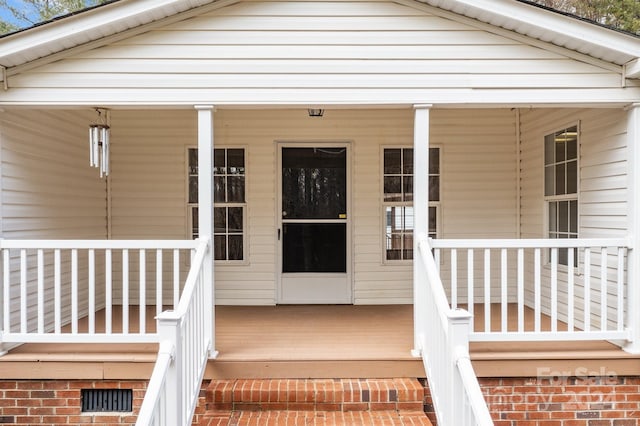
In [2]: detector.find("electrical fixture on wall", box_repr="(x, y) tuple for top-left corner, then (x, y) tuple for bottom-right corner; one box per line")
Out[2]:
(308, 108), (324, 117)
(89, 108), (110, 178)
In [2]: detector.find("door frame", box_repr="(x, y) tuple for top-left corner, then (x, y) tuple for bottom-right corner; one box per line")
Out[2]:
(275, 141), (353, 304)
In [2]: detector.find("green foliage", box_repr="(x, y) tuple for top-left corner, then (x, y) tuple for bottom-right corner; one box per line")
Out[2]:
(531, 0), (640, 34)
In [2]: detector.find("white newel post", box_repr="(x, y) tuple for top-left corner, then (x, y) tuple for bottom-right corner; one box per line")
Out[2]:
(156, 316), (181, 424)
(626, 103), (640, 354)
(195, 105), (217, 358)
(413, 104), (431, 355)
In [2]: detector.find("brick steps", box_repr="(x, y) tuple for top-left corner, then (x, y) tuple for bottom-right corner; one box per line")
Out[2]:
(196, 378), (432, 426)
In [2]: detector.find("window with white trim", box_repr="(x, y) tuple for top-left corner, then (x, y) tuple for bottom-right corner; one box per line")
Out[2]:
(188, 147), (246, 261)
(544, 125), (578, 266)
(383, 147), (440, 261)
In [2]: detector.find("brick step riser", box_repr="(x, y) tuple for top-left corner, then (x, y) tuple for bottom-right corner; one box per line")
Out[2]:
(205, 378), (425, 413)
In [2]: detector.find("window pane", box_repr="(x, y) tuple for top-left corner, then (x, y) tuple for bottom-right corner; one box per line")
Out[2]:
(214, 176), (226, 203)
(404, 206), (414, 231)
(555, 163), (566, 195)
(191, 207), (199, 239)
(429, 176), (440, 202)
(545, 165), (554, 196)
(227, 149), (245, 174)
(384, 149), (402, 174)
(228, 235), (243, 260)
(214, 149), (226, 174)
(559, 201), (569, 232)
(555, 132), (566, 162)
(384, 176), (402, 201)
(403, 176), (413, 202)
(403, 234), (413, 260)
(566, 130), (578, 160)
(228, 207), (243, 233)
(189, 176), (198, 204)
(403, 149), (413, 175)
(214, 207), (227, 234)
(570, 200), (578, 234)
(386, 206), (402, 232)
(545, 134), (555, 166)
(227, 176), (245, 203)
(214, 236), (227, 260)
(549, 202), (557, 233)
(566, 160), (577, 194)
(387, 233), (402, 260)
(188, 149), (198, 174)
(429, 148), (440, 174)
(429, 206), (437, 234)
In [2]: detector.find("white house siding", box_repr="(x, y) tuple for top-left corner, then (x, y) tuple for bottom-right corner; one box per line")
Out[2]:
(1, 0), (624, 106)
(0, 109), (107, 331)
(519, 108), (628, 330)
(109, 108), (517, 305)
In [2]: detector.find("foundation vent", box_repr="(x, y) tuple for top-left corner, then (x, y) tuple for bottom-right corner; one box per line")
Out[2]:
(81, 389), (132, 413)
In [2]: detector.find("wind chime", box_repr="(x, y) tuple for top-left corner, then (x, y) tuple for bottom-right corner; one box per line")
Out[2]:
(89, 108), (110, 177)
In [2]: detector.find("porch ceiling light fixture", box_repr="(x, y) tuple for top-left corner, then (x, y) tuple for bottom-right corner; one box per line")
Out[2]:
(89, 108), (110, 178)
(308, 108), (324, 117)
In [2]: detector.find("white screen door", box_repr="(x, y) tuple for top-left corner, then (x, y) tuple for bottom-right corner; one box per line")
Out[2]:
(277, 144), (351, 304)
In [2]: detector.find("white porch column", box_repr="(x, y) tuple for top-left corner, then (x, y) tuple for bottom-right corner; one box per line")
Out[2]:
(626, 103), (640, 354)
(413, 104), (431, 355)
(195, 105), (217, 358)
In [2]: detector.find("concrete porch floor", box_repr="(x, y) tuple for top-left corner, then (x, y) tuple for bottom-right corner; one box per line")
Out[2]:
(0, 305), (638, 379)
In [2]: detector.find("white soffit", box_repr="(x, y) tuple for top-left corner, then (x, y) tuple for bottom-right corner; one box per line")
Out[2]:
(0, 0), (639, 71)
(419, 0), (640, 66)
(0, 0), (213, 68)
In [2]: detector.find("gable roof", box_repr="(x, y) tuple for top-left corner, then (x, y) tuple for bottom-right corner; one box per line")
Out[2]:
(0, 0), (639, 75)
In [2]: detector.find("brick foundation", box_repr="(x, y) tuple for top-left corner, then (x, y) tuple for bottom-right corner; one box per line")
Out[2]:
(423, 376), (640, 426)
(0, 380), (147, 425)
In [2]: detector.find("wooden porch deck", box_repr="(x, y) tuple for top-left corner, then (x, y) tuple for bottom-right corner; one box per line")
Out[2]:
(0, 305), (638, 380)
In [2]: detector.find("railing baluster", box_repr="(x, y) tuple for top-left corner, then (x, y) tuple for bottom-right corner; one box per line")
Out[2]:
(467, 249), (474, 331)
(617, 247), (625, 332)
(157, 250), (163, 319)
(173, 249), (180, 309)
(484, 249), (490, 332)
(54, 249), (61, 333)
(71, 249), (78, 334)
(584, 248), (591, 332)
(3, 249), (10, 333)
(106, 249), (112, 335)
(550, 248), (558, 333)
(140, 249), (146, 334)
(435, 249), (441, 273)
(37, 249), (44, 334)
(517, 248), (524, 333)
(501, 248), (508, 333)
(88, 249), (95, 334)
(568, 248), (575, 332)
(451, 249), (457, 309)
(123, 249), (129, 335)
(600, 247), (608, 331)
(20, 249), (27, 334)
(534, 248), (541, 333)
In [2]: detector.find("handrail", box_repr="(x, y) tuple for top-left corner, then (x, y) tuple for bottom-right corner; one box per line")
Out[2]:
(136, 237), (211, 426)
(430, 238), (630, 343)
(136, 341), (174, 425)
(0, 239), (198, 344)
(415, 234), (493, 426)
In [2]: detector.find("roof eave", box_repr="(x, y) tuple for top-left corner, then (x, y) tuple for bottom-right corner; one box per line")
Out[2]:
(418, 0), (640, 66)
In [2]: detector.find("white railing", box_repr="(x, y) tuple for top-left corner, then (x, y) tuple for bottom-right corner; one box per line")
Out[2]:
(415, 234), (493, 426)
(430, 238), (630, 342)
(137, 237), (212, 426)
(0, 240), (199, 343)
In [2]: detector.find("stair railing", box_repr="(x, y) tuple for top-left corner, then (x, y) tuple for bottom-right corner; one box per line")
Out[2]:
(136, 237), (211, 426)
(414, 233), (493, 426)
